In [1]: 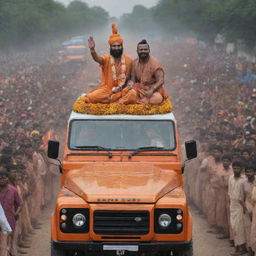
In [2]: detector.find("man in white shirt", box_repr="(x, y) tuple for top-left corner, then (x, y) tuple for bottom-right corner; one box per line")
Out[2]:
(228, 161), (247, 255)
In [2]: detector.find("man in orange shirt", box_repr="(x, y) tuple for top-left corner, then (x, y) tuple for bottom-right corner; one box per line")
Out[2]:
(86, 24), (136, 104)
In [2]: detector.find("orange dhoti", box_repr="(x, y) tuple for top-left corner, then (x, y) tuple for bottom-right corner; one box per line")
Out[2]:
(86, 86), (137, 104)
(86, 87), (112, 103)
(133, 83), (167, 105)
(111, 87), (137, 104)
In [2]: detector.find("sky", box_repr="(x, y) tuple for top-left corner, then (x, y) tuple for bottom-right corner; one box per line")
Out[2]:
(57, 0), (159, 17)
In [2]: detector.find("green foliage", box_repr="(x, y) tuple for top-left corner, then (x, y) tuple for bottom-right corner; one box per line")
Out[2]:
(120, 5), (154, 32)
(222, 0), (256, 47)
(0, 0), (109, 48)
(120, 0), (256, 48)
(1, 0), (255, 49)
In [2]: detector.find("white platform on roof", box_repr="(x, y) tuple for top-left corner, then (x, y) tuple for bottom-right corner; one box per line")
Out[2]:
(69, 111), (176, 123)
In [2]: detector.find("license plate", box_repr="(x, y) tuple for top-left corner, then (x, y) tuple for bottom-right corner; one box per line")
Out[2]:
(103, 245), (139, 252)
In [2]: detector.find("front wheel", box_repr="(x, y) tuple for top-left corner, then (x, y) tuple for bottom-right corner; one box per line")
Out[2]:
(51, 243), (66, 256)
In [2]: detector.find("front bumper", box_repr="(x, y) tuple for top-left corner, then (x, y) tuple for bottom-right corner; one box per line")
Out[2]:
(52, 240), (192, 252)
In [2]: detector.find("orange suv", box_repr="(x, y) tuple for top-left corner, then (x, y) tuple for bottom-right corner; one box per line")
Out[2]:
(48, 110), (197, 256)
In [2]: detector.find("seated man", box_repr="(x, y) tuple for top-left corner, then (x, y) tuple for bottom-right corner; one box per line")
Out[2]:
(86, 24), (136, 104)
(128, 39), (168, 105)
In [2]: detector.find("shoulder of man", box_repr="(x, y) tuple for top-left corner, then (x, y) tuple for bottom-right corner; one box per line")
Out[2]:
(124, 54), (133, 65)
(149, 56), (164, 71)
(7, 184), (18, 193)
(239, 175), (246, 183)
(228, 174), (234, 183)
(200, 157), (209, 168)
(149, 56), (161, 64)
(132, 57), (139, 64)
(101, 54), (110, 65)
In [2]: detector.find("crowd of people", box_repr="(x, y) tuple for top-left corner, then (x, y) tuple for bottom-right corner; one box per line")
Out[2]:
(159, 41), (256, 255)
(0, 48), (84, 256)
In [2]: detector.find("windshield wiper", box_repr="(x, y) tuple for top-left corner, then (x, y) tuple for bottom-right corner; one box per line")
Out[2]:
(75, 146), (110, 150)
(128, 146), (171, 158)
(74, 146), (113, 158)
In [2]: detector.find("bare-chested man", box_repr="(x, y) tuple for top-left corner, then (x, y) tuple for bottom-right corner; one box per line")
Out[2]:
(128, 40), (168, 105)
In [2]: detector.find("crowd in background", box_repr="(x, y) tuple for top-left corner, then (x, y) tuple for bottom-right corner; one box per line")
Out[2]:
(158, 41), (256, 255)
(0, 49), (83, 256)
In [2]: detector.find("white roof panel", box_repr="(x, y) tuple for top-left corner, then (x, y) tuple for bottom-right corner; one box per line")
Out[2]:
(69, 111), (176, 122)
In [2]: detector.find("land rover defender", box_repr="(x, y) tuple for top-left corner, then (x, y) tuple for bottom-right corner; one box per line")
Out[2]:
(48, 111), (197, 256)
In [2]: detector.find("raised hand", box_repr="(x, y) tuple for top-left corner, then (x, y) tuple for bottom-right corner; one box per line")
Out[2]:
(88, 36), (95, 50)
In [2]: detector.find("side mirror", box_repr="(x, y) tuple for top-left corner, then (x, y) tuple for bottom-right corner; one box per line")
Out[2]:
(48, 140), (59, 159)
(185, 140), (197, 160)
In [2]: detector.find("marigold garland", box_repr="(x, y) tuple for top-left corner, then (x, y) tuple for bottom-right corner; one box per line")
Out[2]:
(73, 96), (173, 115)
(110, 55), (126, 86)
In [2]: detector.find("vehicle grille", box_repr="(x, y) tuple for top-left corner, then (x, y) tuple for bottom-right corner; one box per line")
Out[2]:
(94, 210), (150, 235)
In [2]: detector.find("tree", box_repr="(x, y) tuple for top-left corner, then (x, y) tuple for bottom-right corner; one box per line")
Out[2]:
(0, 0), (110, 48)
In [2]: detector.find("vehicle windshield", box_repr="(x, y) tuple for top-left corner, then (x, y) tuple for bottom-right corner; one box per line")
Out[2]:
(69, 120), (176, 150)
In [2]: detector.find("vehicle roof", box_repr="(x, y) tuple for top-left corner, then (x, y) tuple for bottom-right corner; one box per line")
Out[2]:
(69, 111), (176, 122)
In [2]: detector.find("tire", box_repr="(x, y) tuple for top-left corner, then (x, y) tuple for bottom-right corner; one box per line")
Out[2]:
(173, 241), (193, 256)
(51, 242), (65, 256)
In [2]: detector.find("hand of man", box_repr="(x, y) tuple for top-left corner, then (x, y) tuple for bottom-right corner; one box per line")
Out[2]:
(144, 89), (154, 98)
(14, 212), (20, 220)
(88, 36), (95, 50)
(112, 86), (121, 93)
(127, 81), (134, 90)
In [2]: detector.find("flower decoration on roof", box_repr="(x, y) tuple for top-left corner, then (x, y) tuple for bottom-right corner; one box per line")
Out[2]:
(73, 96), (173, 115)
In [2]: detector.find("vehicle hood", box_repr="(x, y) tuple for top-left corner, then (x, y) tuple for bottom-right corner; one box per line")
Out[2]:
(64, 163), (179, 203)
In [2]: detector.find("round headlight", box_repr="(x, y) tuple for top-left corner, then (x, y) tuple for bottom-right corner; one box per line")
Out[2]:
(72, 213), (86, 227)
(158, 214), (171, 228)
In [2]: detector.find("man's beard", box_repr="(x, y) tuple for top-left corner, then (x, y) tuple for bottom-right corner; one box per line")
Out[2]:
(0, 182), (7, 188)
(110, 48), (123, 58)
(139, 53), (149, 61)
(234, 172), (241, 178)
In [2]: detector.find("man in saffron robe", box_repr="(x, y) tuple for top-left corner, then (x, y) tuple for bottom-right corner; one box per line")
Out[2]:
(128, 40), (168, 105)
(86, 24), (136, 104)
